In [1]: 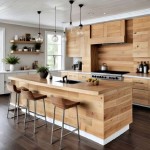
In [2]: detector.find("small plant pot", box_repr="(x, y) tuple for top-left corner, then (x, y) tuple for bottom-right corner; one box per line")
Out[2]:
(40, 71), (48, 79)
(10, 64), (15, 71)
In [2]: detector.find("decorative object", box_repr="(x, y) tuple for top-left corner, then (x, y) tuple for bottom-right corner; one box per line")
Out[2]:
(35, 11), (43, 43)
(3, 55), (20, 71)
(86, 78), (99, 86)
(52, 6), (58, 42)
(25, 33), (31, 41)
(77, 4), (84, 36)
(10, 44), (17, 53)
(14, 35), (19, 41)
(37, 66), (49, 78)
(69, 0), (75, 32)
(35, 43), (41, 52)
(23, 46), (28, 51)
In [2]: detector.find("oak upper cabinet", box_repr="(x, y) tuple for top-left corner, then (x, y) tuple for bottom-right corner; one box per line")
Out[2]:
(66, 25), (90, 58)
(133, 16), (150, 57)
(90, 20), (125, 44)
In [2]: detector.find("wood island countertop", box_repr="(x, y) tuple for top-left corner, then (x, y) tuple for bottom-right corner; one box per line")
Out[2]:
(9, 74), (131, 95)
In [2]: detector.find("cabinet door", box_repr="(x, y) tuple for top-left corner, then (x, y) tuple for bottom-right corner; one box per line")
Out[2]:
(67, 72), (79, 80)
(78, 74), (91, 81)
(132, 78), (149, 90)
(66, 28), (81, 57)
(91, 23), (104, 39)
(133, 16), (150, 57)
(90, 20), (125, 44)
(133, 89), (149, 106)
(123, 77), (133, 83)
(0, 74), (4, 94)
(61, 71), (68, 77)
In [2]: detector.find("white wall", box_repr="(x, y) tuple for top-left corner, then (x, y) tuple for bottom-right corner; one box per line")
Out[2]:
(0, 22), (73, 71)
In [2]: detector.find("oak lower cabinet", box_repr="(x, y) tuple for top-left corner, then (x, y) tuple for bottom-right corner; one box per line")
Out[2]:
(133, 16), (150, 57)
(90, 20), (126, 44)
(124, 77), (150, 107)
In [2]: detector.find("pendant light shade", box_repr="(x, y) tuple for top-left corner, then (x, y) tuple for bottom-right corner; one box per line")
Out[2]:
(35, 11), (43, 43)
(52, 7), (58, 42)
(69, 0), (75, 32)
(77, 4), (84, 36)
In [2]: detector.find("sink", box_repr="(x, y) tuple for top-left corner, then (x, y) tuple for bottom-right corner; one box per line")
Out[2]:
(56, 80), (81, 84)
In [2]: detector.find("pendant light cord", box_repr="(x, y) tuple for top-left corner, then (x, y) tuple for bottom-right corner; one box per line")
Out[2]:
(55, 6), (56, 34)
(37, 11), (41, 35)
(70, 3), (72, 25)
(80, 6), (81, 25)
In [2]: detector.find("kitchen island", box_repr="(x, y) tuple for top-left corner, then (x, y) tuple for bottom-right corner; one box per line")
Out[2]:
(9, 75), (132, 145)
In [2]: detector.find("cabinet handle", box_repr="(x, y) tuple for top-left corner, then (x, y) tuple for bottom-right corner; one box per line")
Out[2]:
(137, 45), (139, 48)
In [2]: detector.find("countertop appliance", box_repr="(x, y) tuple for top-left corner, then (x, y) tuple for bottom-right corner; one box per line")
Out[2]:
(91, 70), (129, 81)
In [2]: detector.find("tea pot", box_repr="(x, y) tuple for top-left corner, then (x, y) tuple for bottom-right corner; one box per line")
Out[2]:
(100, 63), (108, 71)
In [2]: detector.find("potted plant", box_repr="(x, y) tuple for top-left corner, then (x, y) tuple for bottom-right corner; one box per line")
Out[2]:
(37, 66), (49, 78)
(35, 43), (41, 52)
(3, 55), (20, 71)
(10, 44), (17, 53)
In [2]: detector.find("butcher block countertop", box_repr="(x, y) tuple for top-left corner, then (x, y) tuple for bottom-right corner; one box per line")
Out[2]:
(9, 74), (131, 95)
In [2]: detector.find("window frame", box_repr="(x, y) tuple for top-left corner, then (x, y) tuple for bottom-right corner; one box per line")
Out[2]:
(0, 27), (5, 71)
(45, 31), (64, 70)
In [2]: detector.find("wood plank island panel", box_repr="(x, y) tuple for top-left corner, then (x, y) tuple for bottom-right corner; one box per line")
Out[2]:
(9, 75), (132, 145)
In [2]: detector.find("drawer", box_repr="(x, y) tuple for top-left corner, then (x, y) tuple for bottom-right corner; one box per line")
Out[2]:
(78, 74), (91, 81)
(61, 71), (68, 77)
(67, 73), (79, 80)
(132, 78), (148, 90)
(123, 77), (133, 83)
(133, 89), (149, 106)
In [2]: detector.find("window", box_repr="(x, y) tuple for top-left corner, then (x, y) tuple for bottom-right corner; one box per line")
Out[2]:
(0, 28), (5, 71)
(45, 32), (63, 70)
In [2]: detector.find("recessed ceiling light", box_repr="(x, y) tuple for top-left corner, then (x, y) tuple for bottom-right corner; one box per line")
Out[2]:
(104, 12), (106, 15)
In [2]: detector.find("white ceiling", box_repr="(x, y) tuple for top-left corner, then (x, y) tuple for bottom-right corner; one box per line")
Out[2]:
(0, 0), (150, 29)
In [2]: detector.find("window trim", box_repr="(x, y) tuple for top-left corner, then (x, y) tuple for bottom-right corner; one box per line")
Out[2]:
(45, 31), (64, 70)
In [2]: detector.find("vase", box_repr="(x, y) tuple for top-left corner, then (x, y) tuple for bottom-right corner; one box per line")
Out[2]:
(10, 64), (14, 71)
(40, 71), (48, 79)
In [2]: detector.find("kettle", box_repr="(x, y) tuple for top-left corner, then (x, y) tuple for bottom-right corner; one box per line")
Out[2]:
(100, 63), (108, 71)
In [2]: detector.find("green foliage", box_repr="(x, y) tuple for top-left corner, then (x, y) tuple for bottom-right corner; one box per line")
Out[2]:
(11, 44), (17, 51)
(3, 55), (20, 64)
(37, 66), (49, 73)
(35, 43), (41, 50)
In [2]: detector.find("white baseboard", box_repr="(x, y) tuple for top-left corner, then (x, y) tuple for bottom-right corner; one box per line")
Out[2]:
(21, 109), (129, 145)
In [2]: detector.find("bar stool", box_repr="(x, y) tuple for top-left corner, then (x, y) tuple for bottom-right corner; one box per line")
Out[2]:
(6, 82), (28, 123)
(21, 89), (47, 134)
(50, 96), (80, 150)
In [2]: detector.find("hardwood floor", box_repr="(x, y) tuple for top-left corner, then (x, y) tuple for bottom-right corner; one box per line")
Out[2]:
(0, 95), (149, 150)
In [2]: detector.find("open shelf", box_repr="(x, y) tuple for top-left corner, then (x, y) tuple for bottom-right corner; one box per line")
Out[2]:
(10, 40), (37, 44)
(10, 51), (43, 54)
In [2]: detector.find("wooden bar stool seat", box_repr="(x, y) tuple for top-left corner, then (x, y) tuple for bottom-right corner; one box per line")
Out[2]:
(50, 96), (80, 150)
(6, 82), (28, 123)
(21, 90), (47, 134)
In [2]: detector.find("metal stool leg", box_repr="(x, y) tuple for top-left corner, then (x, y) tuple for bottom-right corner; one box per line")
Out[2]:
(43, 99), (47, 127)
(76, 106), (80, 141)
(7, 93), (11, 118)
(34, 100), (37, 134)
(16, 93), (20, 124)
(51, 106), (56, 144)
(59, 109), (65, 150)
(24, 99), (28, 130)
(13, 93), (18, 120)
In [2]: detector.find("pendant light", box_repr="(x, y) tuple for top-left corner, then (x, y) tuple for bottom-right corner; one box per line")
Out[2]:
(77, 4), (84, 36)
(69, 0), (75, 32)
(52, 6), (58, 42)
(35, 11), (43, 43)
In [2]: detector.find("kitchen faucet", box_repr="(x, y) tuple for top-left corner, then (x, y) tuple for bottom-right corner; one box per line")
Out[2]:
(62, 75), (68, 83)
